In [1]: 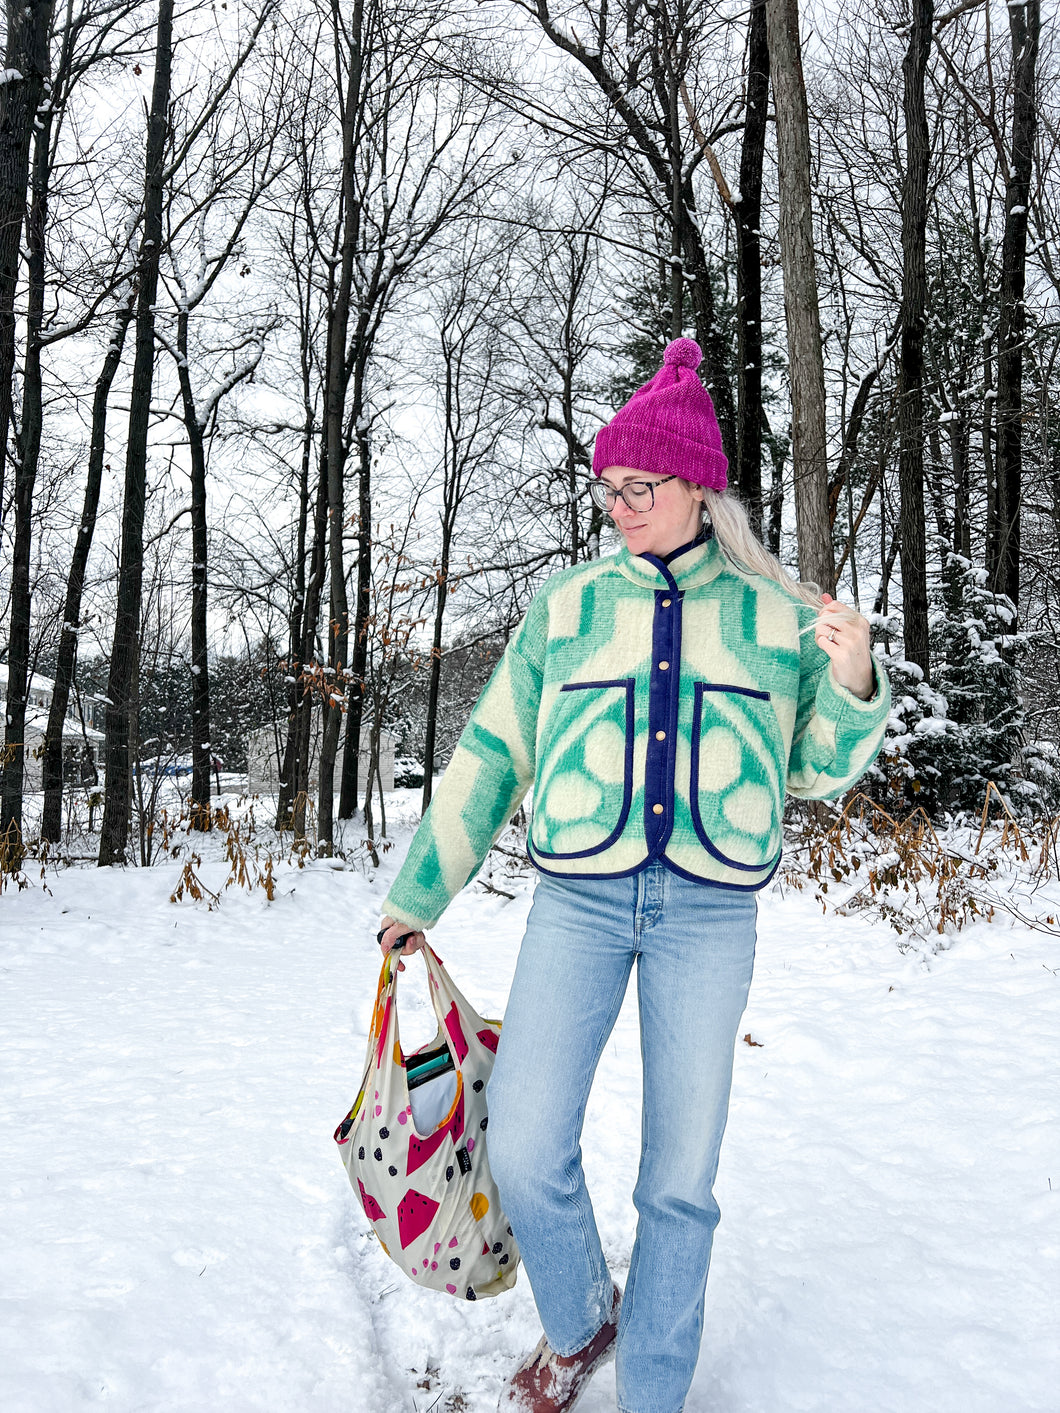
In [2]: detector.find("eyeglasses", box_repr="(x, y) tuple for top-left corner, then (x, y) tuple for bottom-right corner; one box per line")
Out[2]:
(589, 475), (677, 512)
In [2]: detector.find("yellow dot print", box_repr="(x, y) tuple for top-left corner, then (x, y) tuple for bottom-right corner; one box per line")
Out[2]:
(470, 1192), (489, 1221)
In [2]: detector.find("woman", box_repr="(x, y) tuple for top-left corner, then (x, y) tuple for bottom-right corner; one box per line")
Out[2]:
(378, 339), (890, 1413)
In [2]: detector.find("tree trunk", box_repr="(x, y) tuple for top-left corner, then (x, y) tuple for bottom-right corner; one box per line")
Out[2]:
(950, 415), (970, 560)
(98, 0), (174, 866)
(420, 529), (451, 817)
(679, 209), (737, 466)
(667, 22), (682, 343)
(736, 0), (768, 529)
(275, 405), (313, 829)
(990, 0), (1039, 613)
(175, 306), (212, 825)
(41, 288), (136, 842)
(896, 0), (932, 677)
(342, 371), (372, 818)
(321, 0), (363, 841)
(764, 0), (833, 592)
(0, 0), (51, 525)
(0, 0), (53, 863)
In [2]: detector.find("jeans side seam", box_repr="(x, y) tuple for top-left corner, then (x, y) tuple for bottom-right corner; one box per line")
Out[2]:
(555, 956), (632, 1356)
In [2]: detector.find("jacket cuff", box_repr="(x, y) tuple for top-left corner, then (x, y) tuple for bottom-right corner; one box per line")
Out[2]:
(380, 896), (433, 933)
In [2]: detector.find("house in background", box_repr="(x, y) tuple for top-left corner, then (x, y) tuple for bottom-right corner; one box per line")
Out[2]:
(0, 666), (105, 791)
(246, 715), (396, 798)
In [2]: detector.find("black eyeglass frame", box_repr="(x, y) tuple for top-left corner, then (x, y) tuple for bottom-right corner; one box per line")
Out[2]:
(589, 474), (678, 512)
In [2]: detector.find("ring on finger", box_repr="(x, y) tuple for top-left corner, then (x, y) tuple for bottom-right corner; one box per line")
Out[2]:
(828, 627), (837, 643)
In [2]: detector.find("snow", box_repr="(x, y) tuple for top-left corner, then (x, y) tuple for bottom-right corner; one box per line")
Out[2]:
(1, 801), (1058, 1412)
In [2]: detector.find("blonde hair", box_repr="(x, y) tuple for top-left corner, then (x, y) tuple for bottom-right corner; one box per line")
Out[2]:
(702, 488), (839, 615)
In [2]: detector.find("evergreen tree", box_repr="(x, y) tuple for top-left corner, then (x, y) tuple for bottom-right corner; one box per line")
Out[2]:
(870, 547), (1056, 816)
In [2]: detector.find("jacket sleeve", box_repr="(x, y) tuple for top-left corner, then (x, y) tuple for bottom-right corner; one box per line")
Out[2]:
(381, 601), (545, 931)
(786, 611), (892, 801)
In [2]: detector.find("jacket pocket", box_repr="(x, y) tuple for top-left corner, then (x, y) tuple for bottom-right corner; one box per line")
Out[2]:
(530, 678), (635, 860)
(689, 681), (784, 871)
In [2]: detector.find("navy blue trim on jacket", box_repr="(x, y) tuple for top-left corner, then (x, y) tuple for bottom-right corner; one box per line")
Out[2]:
(527, 845), (781, 891)
(688, 681), (784, 873)
(528, 677), (636, 861)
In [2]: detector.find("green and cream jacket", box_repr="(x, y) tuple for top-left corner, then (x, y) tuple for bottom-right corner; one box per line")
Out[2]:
(383, 531), (891, 932)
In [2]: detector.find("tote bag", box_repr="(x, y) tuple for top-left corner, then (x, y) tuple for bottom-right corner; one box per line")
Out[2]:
(335, 942), (520, 1300)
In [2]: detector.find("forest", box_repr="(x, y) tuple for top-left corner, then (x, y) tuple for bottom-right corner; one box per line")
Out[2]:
(0, 0), (1056, 869)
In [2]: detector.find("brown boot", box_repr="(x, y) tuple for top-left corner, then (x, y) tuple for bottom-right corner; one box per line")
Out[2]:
(500, 1284), (621, 1412)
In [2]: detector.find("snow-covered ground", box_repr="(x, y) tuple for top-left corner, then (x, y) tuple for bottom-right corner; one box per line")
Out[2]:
(2, 794), (1058, 1412)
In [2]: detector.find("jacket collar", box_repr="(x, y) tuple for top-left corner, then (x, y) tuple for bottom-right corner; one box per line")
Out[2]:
(613, 526), (727, 592)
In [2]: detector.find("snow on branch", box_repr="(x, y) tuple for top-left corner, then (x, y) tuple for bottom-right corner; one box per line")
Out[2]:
(196, 331), (269, 428)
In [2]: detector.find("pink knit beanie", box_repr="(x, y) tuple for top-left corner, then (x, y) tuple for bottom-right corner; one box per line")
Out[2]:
(592, 337), (728, 490)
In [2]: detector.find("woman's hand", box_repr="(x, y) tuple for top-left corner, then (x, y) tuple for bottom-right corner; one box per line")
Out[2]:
(378, 915), (427, 971)
(814, 593), (876, 700)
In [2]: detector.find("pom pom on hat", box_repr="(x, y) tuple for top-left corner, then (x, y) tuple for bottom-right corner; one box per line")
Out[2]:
(663, 337), (703, 370)
(591, 336), (728, 490)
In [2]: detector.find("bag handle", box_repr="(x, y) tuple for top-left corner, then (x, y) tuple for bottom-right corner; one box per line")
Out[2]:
(380, 935), (490, 1047)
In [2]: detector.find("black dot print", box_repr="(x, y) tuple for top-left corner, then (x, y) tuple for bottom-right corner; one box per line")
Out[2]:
(450, 1257), (461, 1270)
(466, 1287), (477, 1301)
(500, 1254), (509, 1265)
(479, 1116), (488, 1131)
(357, 1146), (365, 1161)
(473, 1080), (484, 1092)
(379, 1126), (389, 1139)
(373, 1148), (382, 1161)
(445, 1165), (454, 1181)
(388, 1165), (397, 1176)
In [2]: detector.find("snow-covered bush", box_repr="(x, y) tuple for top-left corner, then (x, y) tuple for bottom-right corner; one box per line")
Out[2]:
(869, 551), (1058, 818)
(393, 757), (425, 789)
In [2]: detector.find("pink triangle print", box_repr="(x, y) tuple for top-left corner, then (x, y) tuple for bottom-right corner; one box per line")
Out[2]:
(357, 1179), (386, 1224)
(444, 1002), (469, 1063)
(397, 1188), (440, 1250)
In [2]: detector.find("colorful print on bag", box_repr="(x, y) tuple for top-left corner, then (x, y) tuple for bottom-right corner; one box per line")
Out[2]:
(335, 944), (519, 1299)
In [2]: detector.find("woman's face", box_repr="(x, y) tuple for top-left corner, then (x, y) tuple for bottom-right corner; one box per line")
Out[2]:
(598, 467), (705, 558)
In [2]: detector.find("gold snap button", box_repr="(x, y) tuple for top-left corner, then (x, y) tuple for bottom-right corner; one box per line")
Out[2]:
(662, 598), (671, 607)
(652, 803), (664, 815)
(659, 660), (669, 670)
(655, 730), (666, 741)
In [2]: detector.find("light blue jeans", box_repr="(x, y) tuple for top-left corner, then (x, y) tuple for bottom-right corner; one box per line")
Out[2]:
(488, 863), (757, 1413)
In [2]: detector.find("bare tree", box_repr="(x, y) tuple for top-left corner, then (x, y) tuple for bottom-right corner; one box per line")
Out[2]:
(156, 36), (287, 822)
(277, 0), (507, 847)
(98, 0), (275, 863)
(896, 0), (933, 675)
(419, 223), (519, 812)
(97, 0), (174, 865)
(506, 190), (611, 568)
(765, 0), (833, 592)
(735, 0), (769, 527)
(0, 0), (54, 859)
(990, 0), (1040, 611)
(506, 0), (740, 461)
(40, 269), (136, 842)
